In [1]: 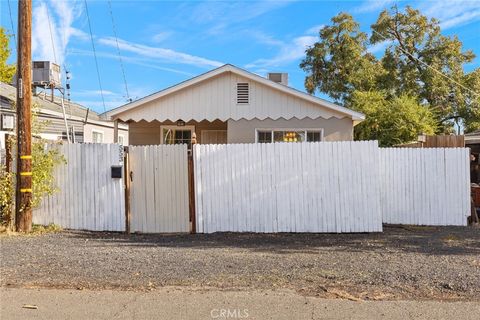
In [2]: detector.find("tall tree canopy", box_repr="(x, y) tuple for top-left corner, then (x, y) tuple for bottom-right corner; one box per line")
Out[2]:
(301, 6), (480, 145)
(0, 27), (15, 83)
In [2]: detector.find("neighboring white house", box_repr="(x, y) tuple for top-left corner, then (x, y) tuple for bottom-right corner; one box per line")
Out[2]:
(0, 81), (128, 149)
(102, 64), (364, 147)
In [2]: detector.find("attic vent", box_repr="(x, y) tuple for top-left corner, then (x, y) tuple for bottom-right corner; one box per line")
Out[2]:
(236, 82), (249, 104)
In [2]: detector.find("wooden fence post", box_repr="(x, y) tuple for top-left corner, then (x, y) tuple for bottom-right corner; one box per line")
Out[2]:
(188, 148), (196, 234)
(124, 146), (131, 234)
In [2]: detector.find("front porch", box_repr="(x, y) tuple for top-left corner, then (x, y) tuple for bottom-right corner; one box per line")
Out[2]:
(127, 120), (227, 146)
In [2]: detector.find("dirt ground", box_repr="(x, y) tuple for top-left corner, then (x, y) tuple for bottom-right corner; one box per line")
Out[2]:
(1, 226), (479, 301)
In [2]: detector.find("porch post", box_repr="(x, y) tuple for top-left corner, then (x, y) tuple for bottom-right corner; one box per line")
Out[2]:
(113, 119), (119, 143)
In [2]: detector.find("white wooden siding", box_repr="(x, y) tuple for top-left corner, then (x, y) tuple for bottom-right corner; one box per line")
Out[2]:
(129, 145), (189, 233)
(194, 141), (383, 233)
(33, 143), (125, 231)
(379, 148), (470, 226)
(116, 72), (348, 122)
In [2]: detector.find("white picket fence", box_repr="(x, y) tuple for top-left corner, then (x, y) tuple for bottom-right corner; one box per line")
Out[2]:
(379, 148), (470, 226)
(129, 145), (190, 233)
(193, 141), (383, 233)
(33, 143), (125, 231)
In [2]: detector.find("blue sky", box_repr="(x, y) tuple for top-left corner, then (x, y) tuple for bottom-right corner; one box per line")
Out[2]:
(1, 0), (479, 113)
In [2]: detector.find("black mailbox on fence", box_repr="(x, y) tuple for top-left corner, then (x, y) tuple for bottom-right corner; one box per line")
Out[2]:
(111, 165), (123, 179)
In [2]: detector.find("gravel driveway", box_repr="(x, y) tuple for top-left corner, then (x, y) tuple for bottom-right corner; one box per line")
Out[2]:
(1, 226), (479, 301)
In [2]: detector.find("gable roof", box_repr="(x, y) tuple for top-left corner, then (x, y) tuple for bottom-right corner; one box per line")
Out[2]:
(0, 81), (101, 121)
(102, 64), (365, 123)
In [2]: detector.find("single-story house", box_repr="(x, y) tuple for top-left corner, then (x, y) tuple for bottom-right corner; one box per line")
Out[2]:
(466, 130), (480, 156)
(0, 81), (129, 149)
(102, 64), (364, 147)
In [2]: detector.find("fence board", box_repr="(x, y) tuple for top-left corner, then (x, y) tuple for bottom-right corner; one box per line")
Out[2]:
(33, 143), (125, 231)
(32, 141), (471, 233)
(194, 141), (383, 233)
(379, 148), (470, 226)
(129, 145), (189, 233)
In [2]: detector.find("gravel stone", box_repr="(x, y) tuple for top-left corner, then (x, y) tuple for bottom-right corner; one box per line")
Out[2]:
(1, 226), (479, 301)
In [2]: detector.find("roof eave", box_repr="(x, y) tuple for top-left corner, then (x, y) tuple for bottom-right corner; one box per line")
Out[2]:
(102, 64), (365, 121)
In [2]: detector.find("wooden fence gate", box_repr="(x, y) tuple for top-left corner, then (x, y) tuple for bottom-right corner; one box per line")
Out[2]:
(128, 145), (190, 233)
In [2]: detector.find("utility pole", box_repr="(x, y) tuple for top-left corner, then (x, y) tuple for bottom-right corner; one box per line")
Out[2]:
(15, 0), (33, 232)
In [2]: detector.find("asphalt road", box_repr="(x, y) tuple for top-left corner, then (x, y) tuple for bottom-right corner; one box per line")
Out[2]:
(1, 287), (479, 320)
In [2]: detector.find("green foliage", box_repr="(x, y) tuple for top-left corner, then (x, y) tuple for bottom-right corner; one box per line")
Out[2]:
(0, 108), (66, 226)
(0, 27), (15, 83)
(350, 91), (437, 146)
(31, 223), (62, 234)
(31, 141), (66, 208)
(0, 26), (65, 229)
(0, 164), (15, 226)
(301, 6), (480, 143)
(301, 13), (382, 101)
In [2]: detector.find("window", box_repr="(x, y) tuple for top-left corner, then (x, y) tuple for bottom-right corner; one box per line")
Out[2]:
(257, 131), (272, 143)
(307, 131), (322, 142)
(118, 135), (125, 146)
(236, 82), (249, 104)
(92, 130), (104, 143)
(256, 129), (323, 143)
(161, 125), (195, 149)
(1, 114), (14, 130)
(273, 130), (305, 143)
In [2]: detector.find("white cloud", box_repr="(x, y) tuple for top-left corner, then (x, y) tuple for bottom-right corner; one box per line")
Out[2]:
(75, 84), (155, 111)
(244, 22), (326, 69)
(422, 1), (480, 29)
(354, 0), (397, 13)
(187, 0), (295, 35)
(98, 37), (224, 68)
(245, 35), (317, 69)
(75, 89), (116, 96)
(247, 31), (285, 47)
(74, 100), (122, 111)
(151, 31), (173, 43)
(69, 27), (90, 42)
(305, 24), (325, 35)
(68, 48), (195, 77)
(32, 0), (84, 68)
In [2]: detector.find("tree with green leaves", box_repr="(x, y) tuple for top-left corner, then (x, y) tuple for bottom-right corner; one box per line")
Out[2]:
(350, 91), (436, 146)
(0, 27), (15, 83)
(301, 6), (480, 145)
(0, 27), (64, 230)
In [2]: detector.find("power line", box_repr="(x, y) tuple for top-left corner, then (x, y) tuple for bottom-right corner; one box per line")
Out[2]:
(107, 0), (130, 101)
(371, 29), (480, 98)
(84, 0), (106, 112)
(45, 4), (58, 65)
(7, 0), (16, 55)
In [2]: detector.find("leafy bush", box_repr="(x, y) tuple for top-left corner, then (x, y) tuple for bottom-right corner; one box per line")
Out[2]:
(0, 118), (66, 228)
